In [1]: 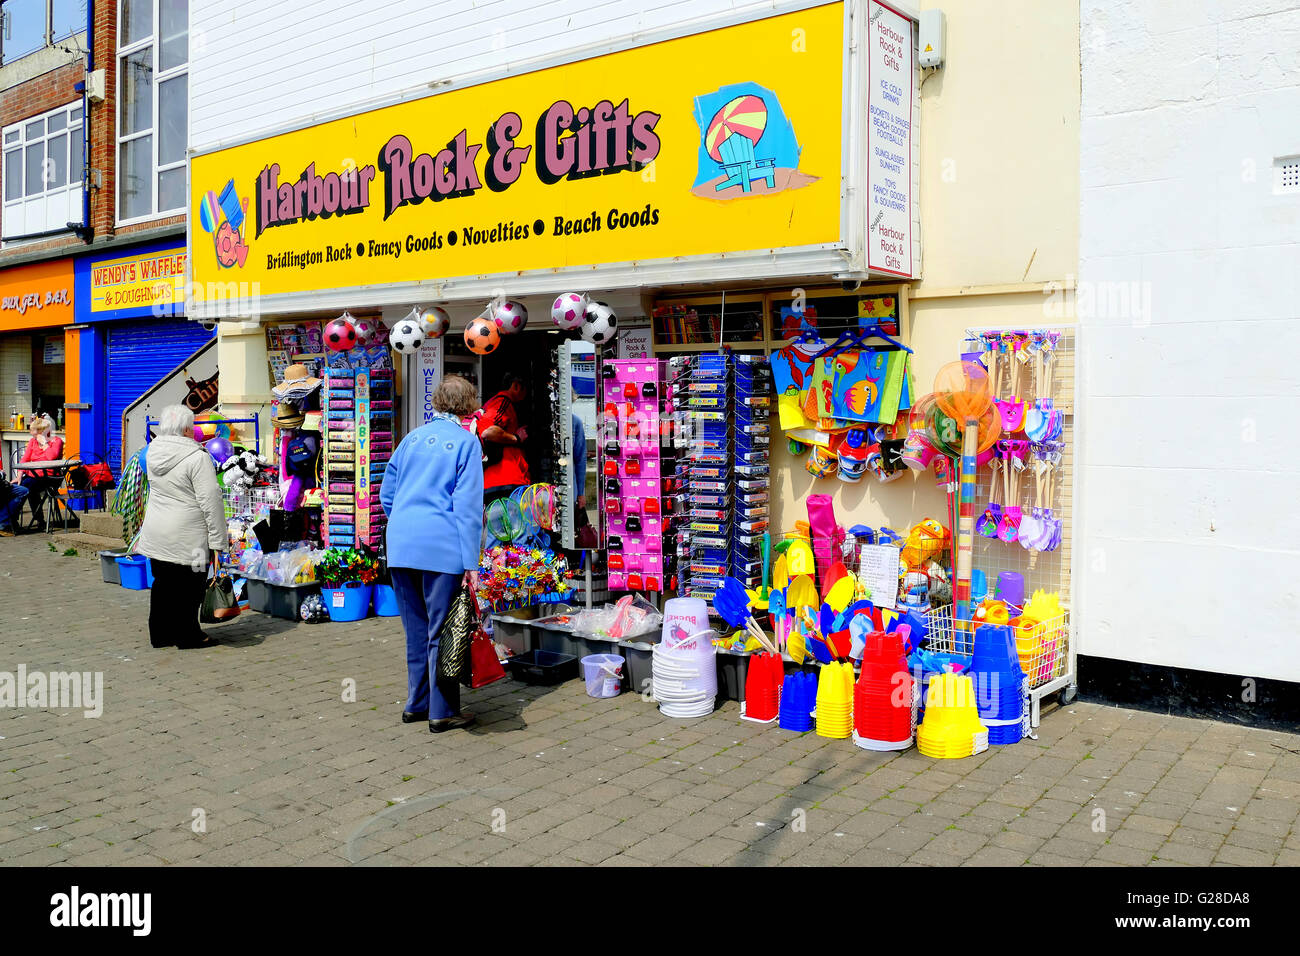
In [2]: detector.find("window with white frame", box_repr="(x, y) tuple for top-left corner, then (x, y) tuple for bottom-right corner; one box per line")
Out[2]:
(116, 0), (187, 223)
(2, 101), (84, 240)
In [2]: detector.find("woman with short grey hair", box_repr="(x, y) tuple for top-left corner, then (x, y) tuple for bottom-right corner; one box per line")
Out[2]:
(135, 404), (227, 649)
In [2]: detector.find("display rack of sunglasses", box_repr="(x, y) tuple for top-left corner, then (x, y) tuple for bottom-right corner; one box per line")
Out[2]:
(597, 358), (679, 594)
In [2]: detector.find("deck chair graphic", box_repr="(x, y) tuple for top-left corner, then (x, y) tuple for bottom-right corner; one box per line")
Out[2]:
(715, 132), (777, 193)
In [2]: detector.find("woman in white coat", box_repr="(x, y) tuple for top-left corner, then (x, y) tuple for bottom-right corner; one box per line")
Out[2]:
(135, 405), (227, 649)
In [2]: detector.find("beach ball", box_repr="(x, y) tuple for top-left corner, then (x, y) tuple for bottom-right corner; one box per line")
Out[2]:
(420, 307), (451, 339)
(464, 318), (500, 355)
(195, 417), (219, 440)
(352, 318), (376, 345)
(493, 300), (528, 335)
(205, 437), (234, 465)
(324, 317), (357, 352)
(581, 301), (618, 345)
(551, 293), (587, 330)
(389, 319), (424, 355)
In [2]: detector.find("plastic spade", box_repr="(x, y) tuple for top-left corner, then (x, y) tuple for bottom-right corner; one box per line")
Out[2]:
(715, 577), (776, 653)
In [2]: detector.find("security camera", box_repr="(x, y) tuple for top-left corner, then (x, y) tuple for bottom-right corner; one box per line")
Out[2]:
(198, 319), (218, 332)
(840, 279), (862, 292)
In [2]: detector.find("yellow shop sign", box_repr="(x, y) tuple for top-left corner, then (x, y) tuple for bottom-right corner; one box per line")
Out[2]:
(90, 247), (187, 312)
(189, 2), (848, 304)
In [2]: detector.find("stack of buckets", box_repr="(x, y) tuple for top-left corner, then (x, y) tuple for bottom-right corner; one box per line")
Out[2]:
(972, 623), (1027, 746)
(779, 672), (817, 732)
(852, 627), (915, 751)
(651, 598), (718, 718)
(741, 652), (783, 723)
(916, 672), (989, 758)
(814, 661), (855, 739)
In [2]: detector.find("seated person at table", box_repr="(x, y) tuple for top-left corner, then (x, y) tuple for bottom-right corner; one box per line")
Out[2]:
(0, 470), (31, 537)
(19, 415), (64, 531)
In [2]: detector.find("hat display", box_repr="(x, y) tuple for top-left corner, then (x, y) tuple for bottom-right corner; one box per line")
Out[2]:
(272, 401), (305, 429)
(272, 363), (322, 399)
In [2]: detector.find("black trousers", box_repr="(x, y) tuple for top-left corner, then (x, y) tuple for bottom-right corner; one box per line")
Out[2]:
(149, 559), (208, 648)
(19, 476), (61, 526)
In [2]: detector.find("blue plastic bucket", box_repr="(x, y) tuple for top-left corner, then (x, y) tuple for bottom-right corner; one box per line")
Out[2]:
(373, 584), (399, 617)
(117, 555), (149, 590)
(323, 583), (373, 622)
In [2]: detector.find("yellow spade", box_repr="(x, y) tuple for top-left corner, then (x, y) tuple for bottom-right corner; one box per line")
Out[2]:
(787, 539), (815, 577)
(787, 618), (809, 664)
(772, 554), (789, 592)
(825, 575), (856, 614)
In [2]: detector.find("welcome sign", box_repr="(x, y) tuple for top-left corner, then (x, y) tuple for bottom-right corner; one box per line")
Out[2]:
(188, 3), (849, 305)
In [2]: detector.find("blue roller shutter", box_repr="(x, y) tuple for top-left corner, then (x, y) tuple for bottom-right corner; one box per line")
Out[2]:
(106, 319), (215, 473)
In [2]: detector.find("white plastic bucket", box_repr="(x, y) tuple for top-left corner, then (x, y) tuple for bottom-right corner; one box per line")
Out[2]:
(581, 654), (625, 698)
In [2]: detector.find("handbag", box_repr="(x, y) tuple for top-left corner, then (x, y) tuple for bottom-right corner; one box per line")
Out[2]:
(470, 627), (506, 689)
(435, 580), (478, 686)
(200, 574), (241, 623)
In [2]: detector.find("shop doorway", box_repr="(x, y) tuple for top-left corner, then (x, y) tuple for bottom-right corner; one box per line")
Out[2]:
(478, 329), (572, 490)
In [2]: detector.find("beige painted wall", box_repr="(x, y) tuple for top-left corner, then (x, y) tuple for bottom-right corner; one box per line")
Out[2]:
(914, 0), (1080, 288)
(769, 0), (1083, 547)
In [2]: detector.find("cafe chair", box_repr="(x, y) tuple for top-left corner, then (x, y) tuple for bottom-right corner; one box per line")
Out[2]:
(63, 453), (114, 515)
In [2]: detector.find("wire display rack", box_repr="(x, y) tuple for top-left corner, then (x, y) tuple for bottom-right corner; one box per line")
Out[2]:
(922, 603), (1072, 728)
(950, 324), (1080, 721)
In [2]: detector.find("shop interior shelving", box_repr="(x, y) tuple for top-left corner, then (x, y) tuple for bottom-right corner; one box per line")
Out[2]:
(649, 283), (911, 356)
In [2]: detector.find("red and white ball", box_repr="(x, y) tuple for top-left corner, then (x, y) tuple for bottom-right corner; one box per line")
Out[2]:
(419, 307), (451, 339)
(551, 292), (587, 330)
(493, 300), (528, 335)
(464, 318), (501, 355)
(324, 316), (358, 352)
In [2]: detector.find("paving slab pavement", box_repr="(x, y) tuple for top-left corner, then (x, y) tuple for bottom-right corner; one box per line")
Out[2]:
(1, 535), (1297, 866)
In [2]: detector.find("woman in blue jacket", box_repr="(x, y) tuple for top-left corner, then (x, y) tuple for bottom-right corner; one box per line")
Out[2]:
(381, 375), (484, 733)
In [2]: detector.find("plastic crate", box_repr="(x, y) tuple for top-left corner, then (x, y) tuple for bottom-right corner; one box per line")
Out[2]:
(100, 549), (128, 585)
(618, 638), (657, 698)
(505, 649), (578, 685)
(247, 580), (320, 620)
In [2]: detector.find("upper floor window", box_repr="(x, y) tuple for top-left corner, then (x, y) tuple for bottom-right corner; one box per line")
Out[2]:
(117, 0), (187, 223)
(0, 0), (87, 65)
(2, 100), (84, 240)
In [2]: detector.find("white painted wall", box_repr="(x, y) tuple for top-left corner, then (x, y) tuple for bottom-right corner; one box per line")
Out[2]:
(1077, 0), (1300, 681)
(192, 0), (797, 151)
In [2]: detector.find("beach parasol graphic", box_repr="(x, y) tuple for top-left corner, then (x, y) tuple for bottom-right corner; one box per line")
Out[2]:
(705, 94), (768, 160)
(198, 190), (220, 234)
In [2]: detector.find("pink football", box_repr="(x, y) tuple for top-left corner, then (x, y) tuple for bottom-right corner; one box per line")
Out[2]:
(551, 292), (586, 330)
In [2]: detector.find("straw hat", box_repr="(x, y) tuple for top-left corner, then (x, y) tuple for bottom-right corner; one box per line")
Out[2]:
(272, 363), (322, 397)
(272, 401), (305, 429)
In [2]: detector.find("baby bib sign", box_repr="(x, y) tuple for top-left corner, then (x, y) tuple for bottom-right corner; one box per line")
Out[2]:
(188, 3), (847, 302)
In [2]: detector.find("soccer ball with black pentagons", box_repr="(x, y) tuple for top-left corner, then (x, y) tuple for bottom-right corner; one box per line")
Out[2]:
(581, 301), (618, 345)
(389, 318), (425, 355)
(464, 318), (501, 355)
(419, 307), (451, 339)
(324, 316), (358, 352)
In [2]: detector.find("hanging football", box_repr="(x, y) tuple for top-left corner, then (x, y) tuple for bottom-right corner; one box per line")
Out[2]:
(465, 318), (501, 355)
(389, 319), (425, 354)
(324, 316), (358, 352)
(493, 300), (528, 335)
(581, 301), (618, 345)
(551, 292), (587, 330)
(352, 317), (376, 345)
(419, 307), (451, 339)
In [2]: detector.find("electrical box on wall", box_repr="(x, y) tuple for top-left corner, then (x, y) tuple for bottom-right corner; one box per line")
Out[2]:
(85, 69), (106, 102)
(919, 9), (946, 68)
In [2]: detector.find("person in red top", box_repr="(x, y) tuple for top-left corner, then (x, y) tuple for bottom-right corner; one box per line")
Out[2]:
(476, 374), (531, 503)
(19, 415), (64, 530)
